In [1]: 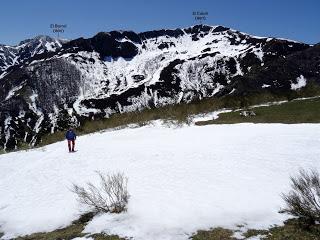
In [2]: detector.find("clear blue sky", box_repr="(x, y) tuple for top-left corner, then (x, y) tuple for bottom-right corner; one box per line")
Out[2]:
(1, 0), (319, 45)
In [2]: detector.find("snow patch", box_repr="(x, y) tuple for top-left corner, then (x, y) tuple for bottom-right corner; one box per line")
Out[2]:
(28, 92), (42, 116)
(291, 75), (307, 90)
(45, 42), (56, 52)
(5, 82), (26, 100)
(190, 109), (232, 122)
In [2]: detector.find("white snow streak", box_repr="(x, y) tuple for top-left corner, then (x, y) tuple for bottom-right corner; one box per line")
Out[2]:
(5, 83), (25, 100)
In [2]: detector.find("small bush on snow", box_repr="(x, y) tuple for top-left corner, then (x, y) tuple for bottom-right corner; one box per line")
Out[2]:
(72, 172), (129, 214)
(281, 168), (320, 225)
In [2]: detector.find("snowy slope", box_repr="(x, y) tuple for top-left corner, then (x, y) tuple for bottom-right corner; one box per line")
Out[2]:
(63, 25), (307, 111)
(0, 123), (320, 240)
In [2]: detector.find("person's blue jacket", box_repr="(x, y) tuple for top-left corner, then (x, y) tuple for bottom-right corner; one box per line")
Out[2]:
(66, 130), (76, 141)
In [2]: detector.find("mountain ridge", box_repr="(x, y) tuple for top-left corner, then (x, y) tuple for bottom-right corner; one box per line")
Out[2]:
(0, 24), (319, 150)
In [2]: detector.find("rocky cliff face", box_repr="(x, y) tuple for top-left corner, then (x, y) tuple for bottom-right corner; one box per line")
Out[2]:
(0, 25), (319, 150)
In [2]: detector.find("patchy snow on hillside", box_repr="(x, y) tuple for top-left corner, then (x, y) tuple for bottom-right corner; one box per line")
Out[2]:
(291, 75), (307, 90)
(64, 26), (265, 114)
(190, 109), (232, 122)
(0, 123), (320, 240)
(3, 25), (311, 151)
(5, 82), (26, 100)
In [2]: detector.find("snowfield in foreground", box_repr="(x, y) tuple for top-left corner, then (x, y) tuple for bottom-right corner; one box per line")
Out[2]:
(0, 123), (320, 240)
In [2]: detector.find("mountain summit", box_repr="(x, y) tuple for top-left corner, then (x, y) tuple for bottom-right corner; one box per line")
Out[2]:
(0, 35), (65, 73)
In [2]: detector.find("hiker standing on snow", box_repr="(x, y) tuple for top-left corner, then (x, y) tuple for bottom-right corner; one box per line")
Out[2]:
(66, 128), (76, 152)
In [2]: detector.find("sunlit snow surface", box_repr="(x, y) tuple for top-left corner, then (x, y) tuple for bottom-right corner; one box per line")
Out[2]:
(0, 123), (320, 240)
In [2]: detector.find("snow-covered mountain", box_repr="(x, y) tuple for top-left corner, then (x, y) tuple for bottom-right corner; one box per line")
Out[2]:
(0, 25), (319, 150)
(0, 35), (64, 74)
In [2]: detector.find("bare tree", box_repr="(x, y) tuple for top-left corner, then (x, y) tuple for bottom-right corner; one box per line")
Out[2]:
(72, 172), (129, 213)
(280, 168), (320, 224)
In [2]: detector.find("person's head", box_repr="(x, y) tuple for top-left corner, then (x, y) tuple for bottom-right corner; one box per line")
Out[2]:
(69, 127), (73, 131)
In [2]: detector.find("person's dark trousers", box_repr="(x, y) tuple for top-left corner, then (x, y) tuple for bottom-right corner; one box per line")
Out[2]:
(68, 140), (75, 152)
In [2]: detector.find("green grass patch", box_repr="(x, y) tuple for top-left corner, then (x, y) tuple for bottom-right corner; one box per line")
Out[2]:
(14, 212), (124, 240)
(191, 218), (320, 240)
(242, 228), (269, 238)
(90, 233), (125, 240)
(196, 97), (320, 125)
(191, 227), (236, 240)
(15, 223), (86, 240)
(244, 218), (320, 240)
